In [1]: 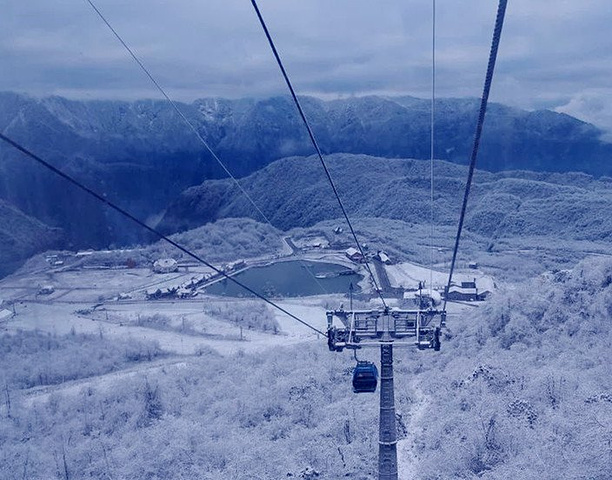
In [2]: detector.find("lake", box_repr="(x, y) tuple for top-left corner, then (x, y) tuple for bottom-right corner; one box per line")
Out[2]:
(206, 260), (362, 297)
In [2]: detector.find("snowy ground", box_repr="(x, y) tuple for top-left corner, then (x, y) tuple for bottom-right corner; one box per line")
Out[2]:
(1, 247), (483, 479)
(1, 252), (474, 354)
(386, 261), (496, 292)
(4, 298), (331, 356)
(396, 380), (427, 478)
(21, 356), (192, 406)
(0, 266), (206, 303)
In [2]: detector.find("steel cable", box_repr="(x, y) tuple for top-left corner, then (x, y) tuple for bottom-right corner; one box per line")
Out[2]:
(250, 0), (388, 308)
(84, 0), (330, 296)
(443, 0), (508, 311)
(0, 131), (327, 336)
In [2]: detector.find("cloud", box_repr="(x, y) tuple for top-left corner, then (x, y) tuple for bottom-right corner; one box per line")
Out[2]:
(1, 0), (611, 133)
(556, 89), (612, 142)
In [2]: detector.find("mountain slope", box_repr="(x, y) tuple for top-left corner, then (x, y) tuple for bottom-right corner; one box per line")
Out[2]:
(1, 92), (610, 254)
(2, 92), (607, 179)
(159, 153), (612, 245)
(0, 200), (63, 277)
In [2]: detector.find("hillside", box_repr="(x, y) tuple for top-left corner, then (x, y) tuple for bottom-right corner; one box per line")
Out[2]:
(1, 92), (608, 177)
(0, 200), (63, 278)
(407, 256), (612, 478)
(1, 92), (610, 254)
(1, 256), (610, 478)
(160, 153), (612, 246)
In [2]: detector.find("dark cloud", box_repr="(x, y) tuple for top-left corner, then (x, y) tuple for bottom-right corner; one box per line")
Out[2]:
(0, 0), (610, 132)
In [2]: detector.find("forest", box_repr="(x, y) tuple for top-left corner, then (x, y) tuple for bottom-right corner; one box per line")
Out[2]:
(1, 256), (610, 479)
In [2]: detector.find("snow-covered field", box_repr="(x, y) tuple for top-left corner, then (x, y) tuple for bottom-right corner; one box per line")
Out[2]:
(4, 246), (609, 479)
(1, 252), (474, 357)
(0, 249), (491, 479)
(0, 252), (346, 353)
(386, 261), (496, 292)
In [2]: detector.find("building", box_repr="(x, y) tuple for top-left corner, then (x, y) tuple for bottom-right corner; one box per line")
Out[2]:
(345, 247), (363, 263)
(375, 250), (392, 265)
(0, 301), (14, 322)
(445, 279), (490, 301)
(403, 289), (442, 307)
(38, 285), (55, 295)
(153, 258), (179, 274)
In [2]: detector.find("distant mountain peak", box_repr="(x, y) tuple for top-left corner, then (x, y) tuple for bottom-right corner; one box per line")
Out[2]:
(1, 91), (611, 263)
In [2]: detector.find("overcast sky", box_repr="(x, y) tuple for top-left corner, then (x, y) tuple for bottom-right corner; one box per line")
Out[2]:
(1, 0), (611, 135)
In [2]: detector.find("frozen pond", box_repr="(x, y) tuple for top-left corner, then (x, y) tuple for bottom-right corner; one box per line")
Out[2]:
(206, 260), (362, 297)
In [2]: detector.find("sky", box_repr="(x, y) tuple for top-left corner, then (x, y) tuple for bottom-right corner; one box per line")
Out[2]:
(1, 0), (611, 136)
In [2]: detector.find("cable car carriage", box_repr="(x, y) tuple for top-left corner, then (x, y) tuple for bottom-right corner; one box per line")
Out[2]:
(353, 360), (378, 393)
(327, 306), (445, 393)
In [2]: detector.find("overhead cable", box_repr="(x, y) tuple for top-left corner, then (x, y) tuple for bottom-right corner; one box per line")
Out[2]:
(0, 131), (327, 337)
(250, 0), (388, 308)
(443, 0), (508, 311)
(84, 0), (269, 227)
(84, 0), (329, 296)
(429, 0), (436, 296)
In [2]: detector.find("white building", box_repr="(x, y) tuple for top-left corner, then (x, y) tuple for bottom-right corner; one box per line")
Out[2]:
(375, 250), (392, 265)
(445, 280), (490, 301)
(153, 258), (179, 274)
(0, 308), (14, 322)
(345, 247), (363, 263)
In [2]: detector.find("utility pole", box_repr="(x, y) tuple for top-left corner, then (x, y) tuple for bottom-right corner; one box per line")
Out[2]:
(327, 306), (445, 480)
(378, 343), (397, 480)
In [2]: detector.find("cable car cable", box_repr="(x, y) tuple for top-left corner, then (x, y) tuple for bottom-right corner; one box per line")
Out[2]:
(84, 0), (330, 296)
(250, 0), (388, 309)
(429, 0), (436, 297)
(0, 131), (327, 337)
(84, 0), (267, 225)
(442, 0), (508, 312)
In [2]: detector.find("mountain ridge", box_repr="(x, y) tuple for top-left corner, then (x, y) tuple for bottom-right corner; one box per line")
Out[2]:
(2, 91), (608, 175)
(159, 153), (612, 245)
(0, 199), (63, 278)
(1, 91), (610, 262)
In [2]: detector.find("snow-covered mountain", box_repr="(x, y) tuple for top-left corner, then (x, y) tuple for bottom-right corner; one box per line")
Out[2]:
(160, 153), (612, 244)
(0, 200), (63, 278)
(1, 91), (610, 258)
(2, 91), (609, 179)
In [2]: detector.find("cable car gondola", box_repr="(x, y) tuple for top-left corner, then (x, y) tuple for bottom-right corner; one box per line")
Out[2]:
(352, 361), (378, 393)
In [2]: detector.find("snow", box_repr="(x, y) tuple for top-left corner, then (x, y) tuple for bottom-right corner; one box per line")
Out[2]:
(1, 254), (479, 359)
(271, 298), (329, 338)
(0, 236), (504, 478)
(386, 261), (496, 292)
(3, 298), (329, 357)
(396, 380), (427, 478)
(22, 357), (190, 406)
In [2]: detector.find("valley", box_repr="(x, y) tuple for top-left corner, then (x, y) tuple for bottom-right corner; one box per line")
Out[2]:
(1, 94), (611, 479)
(1, 213), (611, 478)
(1, 0), (611, 475)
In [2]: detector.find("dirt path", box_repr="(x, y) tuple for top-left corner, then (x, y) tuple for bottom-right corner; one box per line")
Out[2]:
(397, 378), (427, 478)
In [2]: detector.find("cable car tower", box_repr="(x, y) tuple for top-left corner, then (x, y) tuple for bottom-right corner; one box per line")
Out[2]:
(249, 0), (507, 476)
(325, 0), (507, 470)
(327, 301), (445, 479)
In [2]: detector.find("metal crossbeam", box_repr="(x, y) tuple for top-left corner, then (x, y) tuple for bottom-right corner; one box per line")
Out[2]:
(327, 307), (445, 480)
(326, 308), (445, 350)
